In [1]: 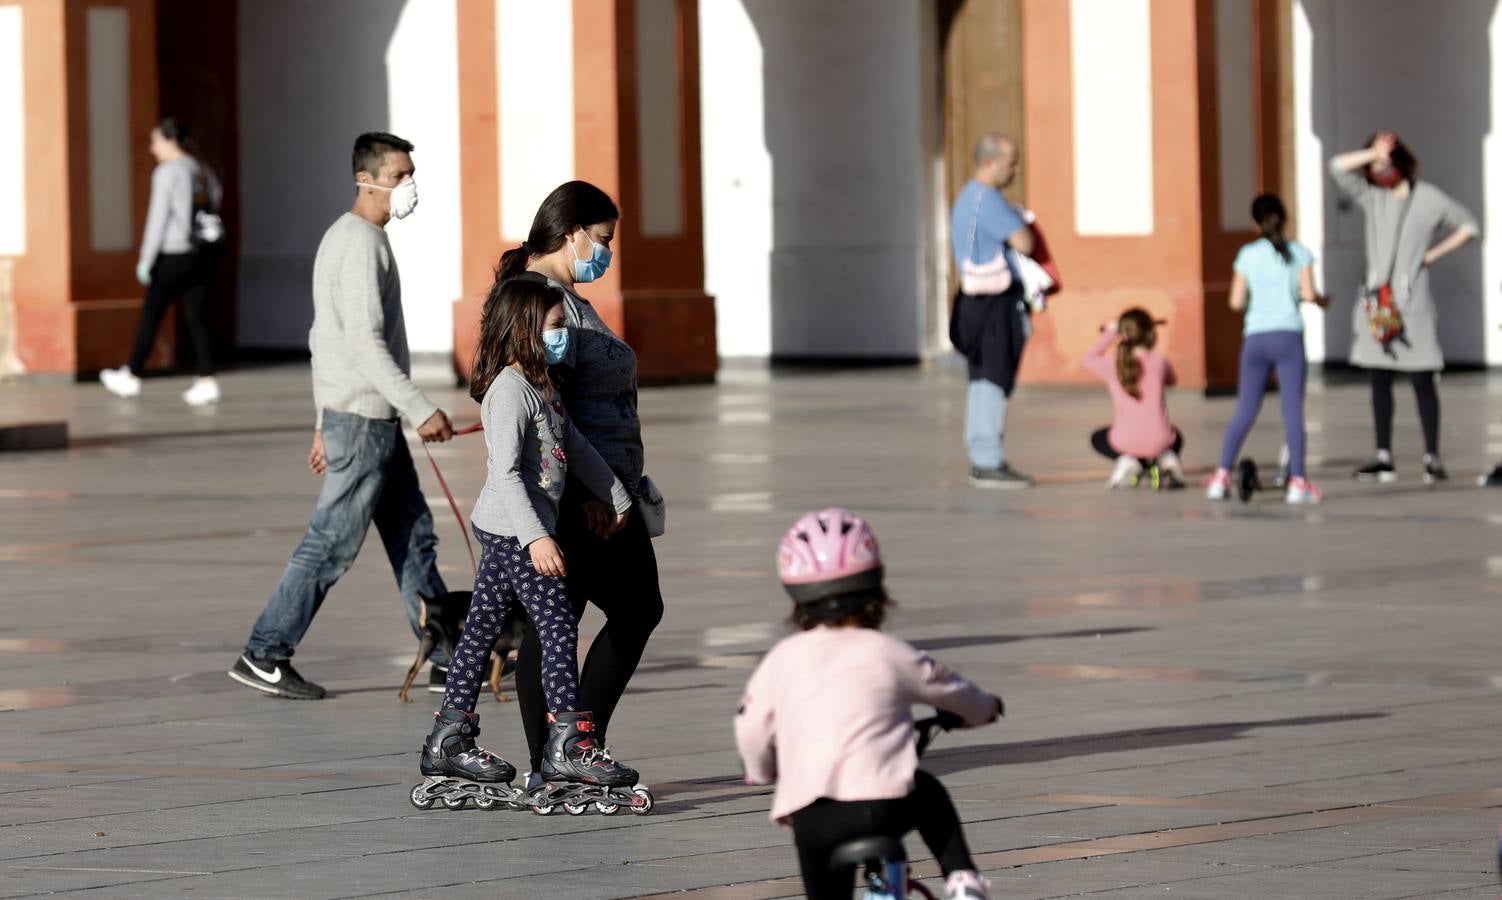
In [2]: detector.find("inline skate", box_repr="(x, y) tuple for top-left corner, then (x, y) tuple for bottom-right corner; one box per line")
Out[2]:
(409, 709), (526, 811)
(526, 711), (653, 816)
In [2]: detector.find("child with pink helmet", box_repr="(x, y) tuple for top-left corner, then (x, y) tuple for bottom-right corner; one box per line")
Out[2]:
(734, 508), (1004, 900)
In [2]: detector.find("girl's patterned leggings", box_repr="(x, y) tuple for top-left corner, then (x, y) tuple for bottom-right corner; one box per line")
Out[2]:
(441, 526), (579, 715)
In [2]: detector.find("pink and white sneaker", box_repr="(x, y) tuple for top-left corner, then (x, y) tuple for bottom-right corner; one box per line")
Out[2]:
(1285, 476), (1323, 505)
(944, 869), (991, 899)
(1204, 468), (1232, 501)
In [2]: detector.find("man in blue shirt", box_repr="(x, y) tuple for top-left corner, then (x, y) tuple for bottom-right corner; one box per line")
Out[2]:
(949, 133), (1035, 488)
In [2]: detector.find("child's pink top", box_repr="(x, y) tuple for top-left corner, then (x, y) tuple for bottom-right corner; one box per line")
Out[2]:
(1082, 331), (1178, 459)
(734, 626), (997, 823)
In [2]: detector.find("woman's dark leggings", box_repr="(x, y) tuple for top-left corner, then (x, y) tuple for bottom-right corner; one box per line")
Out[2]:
(1090, 428), (1184, 462)
(515, 483), (664, 770)
(127, 251), (216, 376)
(789, 770), (976, 900)
(1371, 369), (1440, 455)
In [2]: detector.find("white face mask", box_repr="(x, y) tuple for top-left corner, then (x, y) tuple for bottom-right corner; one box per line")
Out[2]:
(359, 177), (419, 219)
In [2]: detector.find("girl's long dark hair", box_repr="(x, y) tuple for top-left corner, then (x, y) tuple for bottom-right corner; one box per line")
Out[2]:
(1251, 193), (1290, 262)
(496, 180), (620, 280)
(1115, 308), (1158, 400)
(468, 278), (564, 401)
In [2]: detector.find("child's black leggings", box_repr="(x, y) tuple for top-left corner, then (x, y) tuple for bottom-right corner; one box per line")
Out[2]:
(1090, 427), (1184, 462)
(787, 770), (975, 900)
(1371, 369), (1440, 455)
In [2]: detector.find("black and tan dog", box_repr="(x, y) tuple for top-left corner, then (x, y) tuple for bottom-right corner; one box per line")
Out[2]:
(399, 591), (523, 703)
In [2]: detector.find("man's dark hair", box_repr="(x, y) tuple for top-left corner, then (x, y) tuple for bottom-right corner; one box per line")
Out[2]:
(352, 132), (415, 178)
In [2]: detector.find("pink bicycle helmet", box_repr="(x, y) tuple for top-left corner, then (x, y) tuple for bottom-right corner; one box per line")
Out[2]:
(777, 508), (884, 603)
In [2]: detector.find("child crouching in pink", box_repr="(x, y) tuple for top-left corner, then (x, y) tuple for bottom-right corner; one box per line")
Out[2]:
(734, 508), (1003, 900)
(1082, 308), (1185, 488)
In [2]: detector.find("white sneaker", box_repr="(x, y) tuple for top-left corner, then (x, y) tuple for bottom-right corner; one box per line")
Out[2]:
(182, 377), (220, 406)
(1159, 450), (1186, 484)
(1108, 455), (1142, 488)
(100, 366), (141, 398)
(1285, 476), (1324, 505)
(944, 869), (990, 900)
(1205, 468), (1231, 501)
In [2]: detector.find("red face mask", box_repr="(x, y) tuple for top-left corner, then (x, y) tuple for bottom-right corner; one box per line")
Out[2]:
(1369, 164), (1404, 189)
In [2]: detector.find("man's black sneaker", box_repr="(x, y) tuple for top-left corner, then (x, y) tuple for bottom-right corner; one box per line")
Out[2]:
(1352, 456), (1397, 483)
(1423, 458), (1449, 484)
(1479, 464), (1502, 488)
(428, 664), (448, 693)
(228, 654), (326, 700)
(970, 464), (1033, 490)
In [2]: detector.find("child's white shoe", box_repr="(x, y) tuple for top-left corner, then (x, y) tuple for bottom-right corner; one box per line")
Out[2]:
(1108, 455), (1142, 488)
(1285, 476), (1323, 505)
(182, 377), (220, 406)
(1159, 450), (1185, 484)
(1205, 468), (1231, 501)
(945, 869), (991, 900)
(100, 366), (141, 398)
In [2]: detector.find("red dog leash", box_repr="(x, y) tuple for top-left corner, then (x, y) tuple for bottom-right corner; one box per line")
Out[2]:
(423, 422), (484, 574)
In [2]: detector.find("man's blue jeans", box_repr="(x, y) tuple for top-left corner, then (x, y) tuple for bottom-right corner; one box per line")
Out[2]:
(965, 378), (1009, 469)
(246, 410), (449, 663)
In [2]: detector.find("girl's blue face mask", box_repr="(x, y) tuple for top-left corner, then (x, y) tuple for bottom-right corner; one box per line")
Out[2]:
(570, 229), (612, 283)
(542, 327), (569, 365)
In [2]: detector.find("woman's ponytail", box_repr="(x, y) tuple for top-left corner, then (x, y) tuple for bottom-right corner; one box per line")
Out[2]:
(1250, 193), (1291, 262)
(496, 243), (531, 281)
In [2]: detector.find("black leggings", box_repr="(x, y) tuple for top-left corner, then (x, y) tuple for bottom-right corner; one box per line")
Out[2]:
(515, 481), (664, 769)
(1370, 369), (1439, 455)
(789, 770), (975, 900)
(1090, 427), (1184, 462)
(127, 251), (216, 376)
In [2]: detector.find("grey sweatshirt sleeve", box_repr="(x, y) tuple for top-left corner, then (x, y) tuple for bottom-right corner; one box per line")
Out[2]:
(1431, 186), (1480, 238)
(484, 379), (552, 549)
(138, 162), (191, 269)
(564, 416), (633, 514)
(1328, 156), (1372, 207)
(336, 237), (439, 428)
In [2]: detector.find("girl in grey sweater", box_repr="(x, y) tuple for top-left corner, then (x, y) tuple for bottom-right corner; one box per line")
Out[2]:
(417, 278), (639, 806)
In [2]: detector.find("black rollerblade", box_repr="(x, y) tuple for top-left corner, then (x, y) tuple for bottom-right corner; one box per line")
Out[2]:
(526, 711), (653, 816)
(410, 709), (523, 811)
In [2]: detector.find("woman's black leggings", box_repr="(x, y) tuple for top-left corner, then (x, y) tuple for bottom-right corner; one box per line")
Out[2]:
(788, 770), (976, 900)
(128, 251), (216, 376)
(1371, 369), (1440, 455)
(514, 482), (664, 770)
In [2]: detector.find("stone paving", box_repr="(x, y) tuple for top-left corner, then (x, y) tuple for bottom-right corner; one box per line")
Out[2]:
(3, 361), (1502, 898)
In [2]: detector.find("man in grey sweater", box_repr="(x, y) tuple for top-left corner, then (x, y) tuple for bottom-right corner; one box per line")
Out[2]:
(229, 132), (455, 700)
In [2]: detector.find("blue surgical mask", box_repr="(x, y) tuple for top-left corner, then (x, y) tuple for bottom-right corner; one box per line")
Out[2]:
(542, 327), (569, 364)
(570, 230), (612, 283)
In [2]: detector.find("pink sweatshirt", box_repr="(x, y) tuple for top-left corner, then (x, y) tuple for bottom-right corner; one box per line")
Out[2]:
(1081, 331), (1178, 459)
(734, 626), (998, 823)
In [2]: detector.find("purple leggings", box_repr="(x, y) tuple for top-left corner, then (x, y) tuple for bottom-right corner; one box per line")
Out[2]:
(1218, 330), (1307, 476)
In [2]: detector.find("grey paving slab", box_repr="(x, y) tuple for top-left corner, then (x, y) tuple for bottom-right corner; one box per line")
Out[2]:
(5, 363), (1502, 897)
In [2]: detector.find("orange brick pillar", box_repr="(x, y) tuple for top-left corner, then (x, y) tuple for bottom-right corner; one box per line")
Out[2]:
(452, 0), (717, 386)
(1016, 0), (1286, 392)
(11, 0), (162, 377)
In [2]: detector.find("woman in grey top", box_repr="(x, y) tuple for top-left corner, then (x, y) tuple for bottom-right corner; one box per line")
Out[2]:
(493, 181), (666, 785)
(1330, 131), (1478, 483)
(100, 117), (225, 406)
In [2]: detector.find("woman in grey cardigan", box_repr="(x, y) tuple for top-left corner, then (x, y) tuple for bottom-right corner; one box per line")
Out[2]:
(1330, 131), (1478, 483)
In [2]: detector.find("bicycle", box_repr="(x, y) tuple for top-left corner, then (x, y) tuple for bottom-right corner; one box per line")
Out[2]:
(825, 710), (968, 900)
